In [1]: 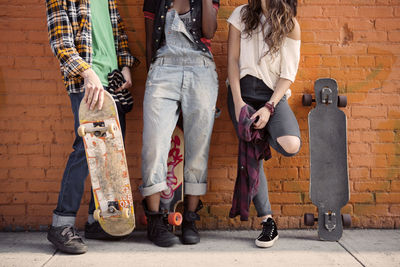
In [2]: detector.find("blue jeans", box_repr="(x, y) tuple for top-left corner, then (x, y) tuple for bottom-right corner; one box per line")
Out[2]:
(52, 92), (126, 227)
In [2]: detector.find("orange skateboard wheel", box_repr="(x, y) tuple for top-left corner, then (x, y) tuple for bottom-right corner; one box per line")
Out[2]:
(168, 212), (182, 226)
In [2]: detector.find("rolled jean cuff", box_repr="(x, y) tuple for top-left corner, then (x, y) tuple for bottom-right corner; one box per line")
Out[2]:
(257, 211), (273, 217)
(52, 213), (76, 227)
(184, 182), (207, 196)
(139, 181), (168, 197)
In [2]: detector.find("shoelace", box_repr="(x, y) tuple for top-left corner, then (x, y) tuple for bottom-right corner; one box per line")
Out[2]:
(153, 216), (170, 233)
(260, 221), (275, 238)
(61, 226), (81, 241)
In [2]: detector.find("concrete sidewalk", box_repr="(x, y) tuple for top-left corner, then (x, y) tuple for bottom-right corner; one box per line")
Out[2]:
(0, 230), (399, 267)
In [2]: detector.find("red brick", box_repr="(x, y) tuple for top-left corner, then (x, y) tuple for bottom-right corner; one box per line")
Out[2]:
(282, 181), (309, 192)
(354, 204), (389, 216)
(376, 193), (400, 203)
(354, 181), (390, 192)
(350, 193), (374, 203)
(269, 193), (302, 204)
(282, 204), (316, 216)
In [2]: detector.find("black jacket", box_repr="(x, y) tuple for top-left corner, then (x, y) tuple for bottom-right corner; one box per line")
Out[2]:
(143, 0), (220, 61)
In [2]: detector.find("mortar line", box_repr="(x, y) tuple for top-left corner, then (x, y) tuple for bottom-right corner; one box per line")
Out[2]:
(41, 249), (58, 267)
(338, 241), (366, 267)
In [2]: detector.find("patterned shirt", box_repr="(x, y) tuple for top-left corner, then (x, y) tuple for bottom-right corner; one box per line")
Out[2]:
(46, 0), (139, 93)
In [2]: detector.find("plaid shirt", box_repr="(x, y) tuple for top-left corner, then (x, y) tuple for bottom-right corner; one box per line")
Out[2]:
(46, 0), (139, 93)
(230, 105), (271, 221)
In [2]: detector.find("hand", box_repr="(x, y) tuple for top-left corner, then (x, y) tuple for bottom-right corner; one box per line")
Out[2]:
(116, 66), (132, 92)
(251, 107), (271, 129)
(82, 68), (104, 110)
(234, 99), (246, 122)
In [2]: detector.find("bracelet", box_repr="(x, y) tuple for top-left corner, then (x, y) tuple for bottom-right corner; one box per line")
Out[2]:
(264, 102), (275, 116)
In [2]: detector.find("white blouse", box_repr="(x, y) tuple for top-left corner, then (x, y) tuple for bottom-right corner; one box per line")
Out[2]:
(227, 4), (301, 98)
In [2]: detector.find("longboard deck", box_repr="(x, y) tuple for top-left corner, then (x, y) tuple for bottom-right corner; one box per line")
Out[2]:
(308, 78), (349, 241)
(79, 91), (135, 236)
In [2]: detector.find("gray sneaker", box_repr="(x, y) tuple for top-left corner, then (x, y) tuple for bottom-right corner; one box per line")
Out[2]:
(47, 226), (87, 254)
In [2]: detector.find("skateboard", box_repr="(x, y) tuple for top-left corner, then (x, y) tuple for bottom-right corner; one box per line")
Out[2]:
(78, 91), (135, 236)
(160, 117), (184, 227)
(302, 78), (351, 241)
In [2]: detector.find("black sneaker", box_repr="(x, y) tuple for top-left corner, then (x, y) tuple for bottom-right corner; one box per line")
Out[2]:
(255, 218), (279, 248)
(47, 226), (87, 254)
(147, 213), (178, 247)
(181, 210), (200, 244)
(84, 222), (127, 240)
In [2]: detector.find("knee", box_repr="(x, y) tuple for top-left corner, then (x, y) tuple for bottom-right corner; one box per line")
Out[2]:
(277, 136), (301, 155)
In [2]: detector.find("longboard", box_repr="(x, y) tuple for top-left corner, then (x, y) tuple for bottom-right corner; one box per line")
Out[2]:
(303, 78), (351, 241)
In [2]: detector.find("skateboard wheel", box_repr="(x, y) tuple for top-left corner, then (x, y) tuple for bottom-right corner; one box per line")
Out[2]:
(108, 124), (115, 136)
(302, 94), (313, 106)
(168, 212), (182, 226)
(93, 209), (101, 221)
(304, 213), (315, 226)
(77, 125), (86, 137)
(337, 95), (347, 107)
(122, 208), (130, 219)
(342, 214), (351, 227)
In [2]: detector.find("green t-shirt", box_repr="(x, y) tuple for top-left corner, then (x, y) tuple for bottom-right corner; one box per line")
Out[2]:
(90, 0), (118, 86)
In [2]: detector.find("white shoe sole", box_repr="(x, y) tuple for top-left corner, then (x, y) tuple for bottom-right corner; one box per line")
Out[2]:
(255, 234), (279, 248)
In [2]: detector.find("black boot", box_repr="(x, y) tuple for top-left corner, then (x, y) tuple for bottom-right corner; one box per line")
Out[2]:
(181, 200), (203, 244)
(143, 200), (178, 247)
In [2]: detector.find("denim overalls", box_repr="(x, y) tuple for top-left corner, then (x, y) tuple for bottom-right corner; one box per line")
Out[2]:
(140, 9), (219, 196)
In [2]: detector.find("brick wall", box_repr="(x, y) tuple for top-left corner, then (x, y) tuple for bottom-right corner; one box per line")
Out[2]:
(0, 0), (399, 231)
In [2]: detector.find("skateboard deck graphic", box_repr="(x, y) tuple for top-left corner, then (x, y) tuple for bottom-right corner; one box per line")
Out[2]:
(303, 78), (351, 241)
(78, 91), (135, 236)
(160, 121), (184, 226)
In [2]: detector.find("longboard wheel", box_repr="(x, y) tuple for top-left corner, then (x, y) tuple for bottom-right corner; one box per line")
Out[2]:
(342, 214), (351, 227)
(108, 123), (115, 135)
(122, 208), (130, 219)
(304, 213), (315, 226)
(168, 212), (182, 226)
(93, 209), (101, 221)
(302, 94), (313, 106)
(337, 95), (347, 107)
(77, 125), (86, 137)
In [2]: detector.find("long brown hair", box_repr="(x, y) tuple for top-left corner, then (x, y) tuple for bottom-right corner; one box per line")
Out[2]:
(241, 0), (297, 55)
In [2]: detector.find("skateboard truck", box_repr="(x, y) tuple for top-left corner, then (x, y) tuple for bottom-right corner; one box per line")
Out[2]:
(321, 87), (333, 104)
(108, 201), (119, 213)
(78, 121), (116, 137)
(304, 212), (351, 229)
(324, 211), (337, 232)
(93, 122), (106, 137)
